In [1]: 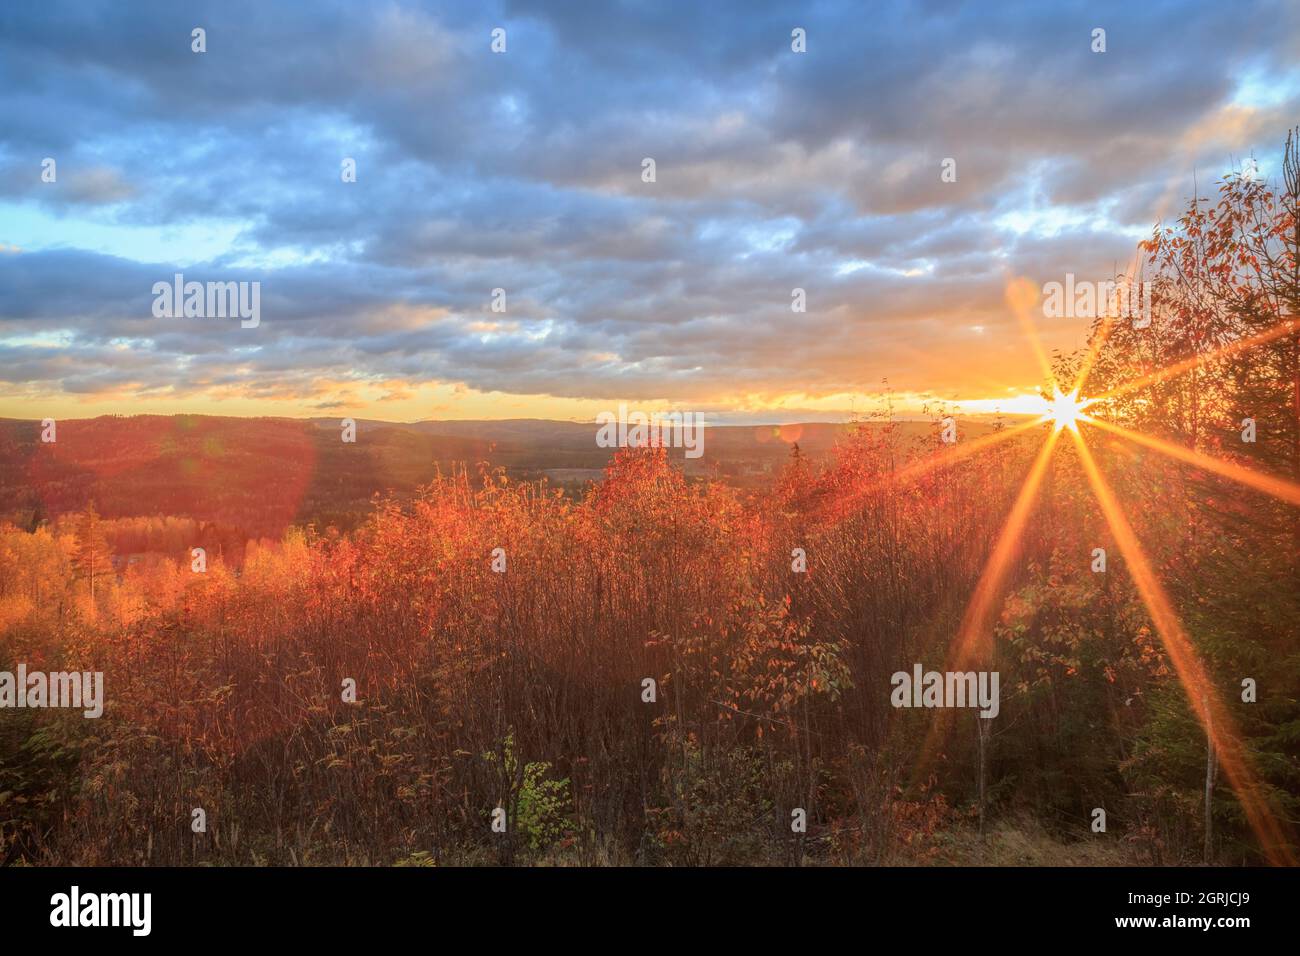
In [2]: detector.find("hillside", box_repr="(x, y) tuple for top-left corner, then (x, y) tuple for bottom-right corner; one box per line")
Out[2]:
(0, 414), (996, 538)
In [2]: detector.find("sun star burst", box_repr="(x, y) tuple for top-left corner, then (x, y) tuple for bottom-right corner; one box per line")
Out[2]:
(1036, 388), (1090, 432)
(902, 313), (1300, 864)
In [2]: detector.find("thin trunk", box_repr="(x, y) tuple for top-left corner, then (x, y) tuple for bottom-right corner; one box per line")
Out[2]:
(1203, 694), (1217, 864)
(977, 714), (990, 842)
(1285, 129), (1300, 554)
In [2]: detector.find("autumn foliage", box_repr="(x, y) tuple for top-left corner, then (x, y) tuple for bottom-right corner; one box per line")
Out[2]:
(3, 141), (1300, 866)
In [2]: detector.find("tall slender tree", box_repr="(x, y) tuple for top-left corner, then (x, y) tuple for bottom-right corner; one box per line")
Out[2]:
(73, 503), (112, 608)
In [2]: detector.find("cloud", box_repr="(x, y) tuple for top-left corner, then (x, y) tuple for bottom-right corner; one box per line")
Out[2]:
(1, 0), (1297, 416)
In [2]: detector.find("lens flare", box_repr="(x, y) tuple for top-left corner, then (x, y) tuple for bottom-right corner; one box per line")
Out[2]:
(1070, 428), (1296, 864)
(1045, 388), (1089, 432)
(911, 428), (1061, 786)
(1081, 415), (1300, 506)
(842, 296), (1296, 861)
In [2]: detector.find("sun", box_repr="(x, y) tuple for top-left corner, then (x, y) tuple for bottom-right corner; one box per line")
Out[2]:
(915, 312), (1300, 863)
(1045, 388), (1088, 432)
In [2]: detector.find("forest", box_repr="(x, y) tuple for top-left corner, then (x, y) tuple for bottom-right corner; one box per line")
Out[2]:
(0, 141), (1298, 867)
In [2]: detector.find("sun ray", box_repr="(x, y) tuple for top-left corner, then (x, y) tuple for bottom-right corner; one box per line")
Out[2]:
(819, 417), (1046, 524)
(1072, 309), (1119, 397)
(946, 427), (1063, 671)
(910, 428), (1061, 785)
(1089, 318), (1300, 405)
(1082, 415), (1300, 507)
(1072, 251), (1152, 397)
(870, 297), (1295, 856)
(890, 417), (1045, 488)
(1070, 428), (1296, 865)
(1005, 275), (1059, 389)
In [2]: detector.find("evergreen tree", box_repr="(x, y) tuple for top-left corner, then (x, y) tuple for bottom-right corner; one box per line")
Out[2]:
(27, 499), (45, 533)
(73, 503), (113, 606)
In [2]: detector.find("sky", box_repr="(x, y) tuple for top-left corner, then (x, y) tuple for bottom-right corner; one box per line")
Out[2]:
(1, 0), (1298, 425)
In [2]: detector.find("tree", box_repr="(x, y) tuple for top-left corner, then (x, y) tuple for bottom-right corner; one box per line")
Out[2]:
(1087, 134), (1300, 862)
(27, 499), (46, 533)
(73, 503), (113, 607)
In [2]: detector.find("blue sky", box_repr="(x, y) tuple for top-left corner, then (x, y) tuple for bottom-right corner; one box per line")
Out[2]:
(1, 0), (1297, 423)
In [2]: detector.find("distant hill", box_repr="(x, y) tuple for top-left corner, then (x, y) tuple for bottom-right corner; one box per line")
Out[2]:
(0, 414), (997, 537)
